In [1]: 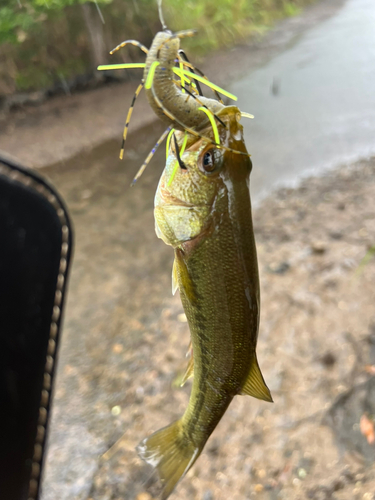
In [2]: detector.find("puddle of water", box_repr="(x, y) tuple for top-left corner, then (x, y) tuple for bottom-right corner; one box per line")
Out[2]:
(230, 0), (375, 202)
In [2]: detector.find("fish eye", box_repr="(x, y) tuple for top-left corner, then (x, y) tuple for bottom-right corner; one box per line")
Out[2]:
(199, 148), (223, 175)
(203, 151), (215, 171)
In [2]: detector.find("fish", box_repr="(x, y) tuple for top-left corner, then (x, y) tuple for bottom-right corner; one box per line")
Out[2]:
(137, 110), (272, 498)
(99, 20), (272, 500)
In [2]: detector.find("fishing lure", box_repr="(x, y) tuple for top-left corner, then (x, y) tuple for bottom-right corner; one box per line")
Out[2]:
(99, 9), (270, 500)
(98, 25), (253, 184)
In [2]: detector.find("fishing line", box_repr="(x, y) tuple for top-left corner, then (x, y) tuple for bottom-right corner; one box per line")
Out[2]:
(157, 0), (168, 31)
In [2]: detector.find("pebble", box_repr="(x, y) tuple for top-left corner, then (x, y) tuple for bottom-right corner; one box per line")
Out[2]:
(136, 493), (153, 500)
(329, 231), (343, 240)
(111, 405), (121, 416)
(267, 261), (290, 274)
(254, 484), (264, 493)
(203, 490), (213, 500)
(319, 352), (336, 368)
(363, 493), (374, 500)
(311, 241), (326, 254)
(81, 189), (93, 199)
(112, 343), (123, 354)
(258, 469), (266, 479)
(298, 468), (307, 479)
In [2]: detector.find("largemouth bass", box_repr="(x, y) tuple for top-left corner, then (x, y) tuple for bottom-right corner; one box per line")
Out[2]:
(137, 106), (272, 499)
(99, 21), (272, 499)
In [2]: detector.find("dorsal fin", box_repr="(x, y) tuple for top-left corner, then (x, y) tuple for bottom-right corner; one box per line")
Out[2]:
(240, 354), (273, 402)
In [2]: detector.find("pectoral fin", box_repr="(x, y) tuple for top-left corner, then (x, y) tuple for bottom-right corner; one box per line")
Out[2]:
(155, 220), (163, 239)
(240, 354), (273, 402)
(172, 258), (179, 295)
(174, 249), (196, 304)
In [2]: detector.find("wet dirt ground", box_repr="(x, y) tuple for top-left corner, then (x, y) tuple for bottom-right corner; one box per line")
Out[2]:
(40, 140), (375, 500)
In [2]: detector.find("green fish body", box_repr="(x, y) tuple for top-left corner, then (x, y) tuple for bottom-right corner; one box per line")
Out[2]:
(137, 107), (272, 499)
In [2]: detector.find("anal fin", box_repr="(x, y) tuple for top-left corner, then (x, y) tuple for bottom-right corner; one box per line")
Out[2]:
(180, 355), (194, 387)
(240, 354), (273, 402)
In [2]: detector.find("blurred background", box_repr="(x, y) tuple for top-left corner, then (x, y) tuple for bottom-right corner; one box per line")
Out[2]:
(1, 0), (375, 499)
(0, 0), (310, 96)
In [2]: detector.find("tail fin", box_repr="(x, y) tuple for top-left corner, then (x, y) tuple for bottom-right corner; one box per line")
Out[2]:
(137, 419), (200, 500)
